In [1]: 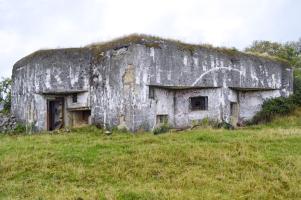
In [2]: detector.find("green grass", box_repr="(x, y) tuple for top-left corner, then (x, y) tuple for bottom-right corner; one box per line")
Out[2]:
(0, 125), (300, 199)
(251, 107), (301, 129)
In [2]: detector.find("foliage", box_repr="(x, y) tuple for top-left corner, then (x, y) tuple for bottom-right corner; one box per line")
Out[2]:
(13, 123), (26, 134)
(0, 126), (300, 199)
(250, 96), (296, 124)
(191, 117), (219, 129)
(245, 41), (294, 60)
(217, 121), (235, 130)
(252, 107), (301, 129)
(191, 118), (235, 130)
(0, 77), (12, 114)
(249, 71), (301, 124)
(245, 39), (301, 68)
(244, 39), (301, 124)
(153, 123), (170, 135)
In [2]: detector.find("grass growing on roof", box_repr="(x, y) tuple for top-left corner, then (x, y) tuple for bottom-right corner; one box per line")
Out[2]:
(15, 33), (291, 67)
(0, 124), (300, 199)
(87, 33), (291, 65)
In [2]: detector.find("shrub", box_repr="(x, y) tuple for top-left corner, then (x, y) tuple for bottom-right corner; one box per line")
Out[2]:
(13, 123), (26, 134)
(0, 78), (11, 114)
(153, 123), (170, 135)
(217, 122), (234, 130)
(251, 97), (296, 124)
(249, 72), (301, 124)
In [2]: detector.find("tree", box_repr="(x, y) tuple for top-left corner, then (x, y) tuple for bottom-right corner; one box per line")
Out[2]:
(0, 77), (12, 114)
(288, 38), (301, 54)
(245, 40), (300, 67)
(244, 39), (301, 124)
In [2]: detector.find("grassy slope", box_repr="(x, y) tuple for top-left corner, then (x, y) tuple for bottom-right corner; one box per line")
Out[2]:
(259, 107), (301, 128)
(0, 112), (301, 199)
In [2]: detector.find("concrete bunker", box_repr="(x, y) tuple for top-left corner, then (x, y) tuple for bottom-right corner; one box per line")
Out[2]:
(11, 35), (293, 132)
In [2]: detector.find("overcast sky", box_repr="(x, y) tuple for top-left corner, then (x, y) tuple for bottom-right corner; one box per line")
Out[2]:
(1, 0), (301, 77)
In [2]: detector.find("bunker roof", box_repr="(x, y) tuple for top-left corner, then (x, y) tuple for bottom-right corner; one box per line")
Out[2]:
(14, 34), (291, 69)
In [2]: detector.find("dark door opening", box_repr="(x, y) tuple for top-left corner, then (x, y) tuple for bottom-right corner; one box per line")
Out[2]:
(230, 102), (239, 126)
(48, 98), (64, 131)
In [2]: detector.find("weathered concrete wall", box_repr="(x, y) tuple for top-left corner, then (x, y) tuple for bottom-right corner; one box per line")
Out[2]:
(149, 88), (223, 129)
(12, 41), (294, 132)
(12, 48), (91, 131)
(89, 49), (142, 130)
(88, 44), (293, 131)
(66, 92), (90, 110)
(174, 88), (222, 128)
(239, 90), (282, 121)
(132, 44), (293, 92)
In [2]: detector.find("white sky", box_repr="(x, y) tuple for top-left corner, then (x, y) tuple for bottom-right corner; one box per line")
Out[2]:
(1, 0), (301, 77)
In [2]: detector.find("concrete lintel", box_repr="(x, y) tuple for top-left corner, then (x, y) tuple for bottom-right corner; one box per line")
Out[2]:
(148, 84), (221, 90)
(67, 107), (91, 111)
(39, 90), (88, 95)
(229, 87), (277, 91)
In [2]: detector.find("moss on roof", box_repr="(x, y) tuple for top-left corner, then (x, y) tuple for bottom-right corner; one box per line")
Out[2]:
(16, 34), (291, 68)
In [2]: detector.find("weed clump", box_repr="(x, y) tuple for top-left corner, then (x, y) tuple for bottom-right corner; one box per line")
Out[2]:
(153, 123), (170, 135)
(191, 118), (234, 130)
(14, 123), (26, 133)
(191, 117), (219, 129)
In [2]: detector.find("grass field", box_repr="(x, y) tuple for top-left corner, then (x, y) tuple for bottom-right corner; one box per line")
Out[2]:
(0, 112), (301, 199)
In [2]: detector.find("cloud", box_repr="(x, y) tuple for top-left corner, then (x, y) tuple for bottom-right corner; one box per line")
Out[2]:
(0, 0), (300, 77)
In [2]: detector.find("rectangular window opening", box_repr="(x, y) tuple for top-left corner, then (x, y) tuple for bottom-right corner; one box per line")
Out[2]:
(72, 94), (78, 103)
(149, 87), (155, 99)
(190, 96), (208, 111)
(156, 115), (168, 124)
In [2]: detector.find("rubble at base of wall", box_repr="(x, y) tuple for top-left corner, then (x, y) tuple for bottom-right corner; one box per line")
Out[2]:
(0, 113), (17, 133)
